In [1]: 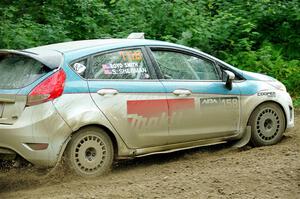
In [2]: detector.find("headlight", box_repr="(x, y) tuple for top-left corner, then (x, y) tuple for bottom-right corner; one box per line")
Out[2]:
(267, 81), (287, 92)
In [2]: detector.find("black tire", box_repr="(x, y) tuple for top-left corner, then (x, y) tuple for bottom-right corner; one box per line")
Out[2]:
(65, 127), (114, 177)
(249, 102), (286, 146)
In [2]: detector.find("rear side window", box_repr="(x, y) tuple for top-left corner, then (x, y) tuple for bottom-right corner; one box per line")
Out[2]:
(88, 49), (150, 80)
(0, 54), (49, 89)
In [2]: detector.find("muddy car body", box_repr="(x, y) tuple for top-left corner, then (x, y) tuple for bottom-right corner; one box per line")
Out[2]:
(0, 37), (294, 176)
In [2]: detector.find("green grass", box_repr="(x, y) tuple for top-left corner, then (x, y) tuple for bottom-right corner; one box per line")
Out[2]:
(293, 97), (300, 109)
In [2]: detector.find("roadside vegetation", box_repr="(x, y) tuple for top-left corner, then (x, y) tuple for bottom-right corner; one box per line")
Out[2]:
(294, 98), (300, 109)
(0, 0), (299, 106)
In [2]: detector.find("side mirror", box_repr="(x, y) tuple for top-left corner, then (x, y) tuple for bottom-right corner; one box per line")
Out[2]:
(224, 70), (235, 90)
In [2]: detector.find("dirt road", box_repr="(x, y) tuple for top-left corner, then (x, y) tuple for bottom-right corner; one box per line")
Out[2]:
(0, 114), (299, 199)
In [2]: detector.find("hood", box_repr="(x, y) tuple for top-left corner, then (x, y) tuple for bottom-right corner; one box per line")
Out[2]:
(241, 70), (287, 91)
(241, 71), (276, 81)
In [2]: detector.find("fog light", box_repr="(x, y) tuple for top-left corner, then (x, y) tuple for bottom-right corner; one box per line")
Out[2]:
(289, 106), (293, 121)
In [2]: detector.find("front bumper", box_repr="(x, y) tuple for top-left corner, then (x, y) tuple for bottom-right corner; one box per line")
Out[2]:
(0, 102), (72, 167)
(280, 92), (294, 129)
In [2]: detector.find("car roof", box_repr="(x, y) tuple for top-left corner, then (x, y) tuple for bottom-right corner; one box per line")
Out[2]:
(19, 38), (242, 75)
(25, 39), (197, 64)
(0, 39), (191, 69)
(25, 39), (178, 53)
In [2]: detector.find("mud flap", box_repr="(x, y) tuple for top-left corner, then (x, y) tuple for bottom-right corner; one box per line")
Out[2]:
(46, 136), (71, 176)
(232, 126), (251, 148)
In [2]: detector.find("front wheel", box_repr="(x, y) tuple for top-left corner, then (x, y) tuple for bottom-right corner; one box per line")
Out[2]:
(65, 127), (114, 177)
(249, 102), (286, 146)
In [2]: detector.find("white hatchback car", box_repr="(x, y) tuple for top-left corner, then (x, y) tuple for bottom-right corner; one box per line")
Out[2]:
(0, 36), (294, 176)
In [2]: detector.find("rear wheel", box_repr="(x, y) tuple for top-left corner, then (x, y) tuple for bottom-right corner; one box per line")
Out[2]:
(66, 127), (114, 177)
(249, 103), (286, 146)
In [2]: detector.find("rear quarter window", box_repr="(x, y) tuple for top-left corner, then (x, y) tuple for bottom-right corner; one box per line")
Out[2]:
(0, 54), (50, 89)
(71, 59), (88, 78)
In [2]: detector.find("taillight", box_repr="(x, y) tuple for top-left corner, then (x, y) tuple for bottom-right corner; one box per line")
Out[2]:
(27, 69), (66, 106)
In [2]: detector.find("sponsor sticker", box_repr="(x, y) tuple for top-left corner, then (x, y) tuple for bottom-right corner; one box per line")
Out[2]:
(127, 99), (195, 128)
(102, 63), (147, 75)
(119, 50), (143, 62)
(200, 97), (239, 107)
(73, 63), (86, 74)
(257, 91), (276, 97)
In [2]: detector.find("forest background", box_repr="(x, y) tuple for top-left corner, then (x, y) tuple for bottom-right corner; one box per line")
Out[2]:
(0, 0), (299, 106)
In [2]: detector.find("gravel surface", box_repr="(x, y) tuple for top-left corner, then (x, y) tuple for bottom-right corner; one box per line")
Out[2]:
(0, 113), (299, 199)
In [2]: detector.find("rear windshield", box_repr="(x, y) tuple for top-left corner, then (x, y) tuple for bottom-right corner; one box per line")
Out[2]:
(0, 54), (50, 89)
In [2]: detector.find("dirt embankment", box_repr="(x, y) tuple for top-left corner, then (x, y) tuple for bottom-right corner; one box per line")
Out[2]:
(0, 114), (299, 199)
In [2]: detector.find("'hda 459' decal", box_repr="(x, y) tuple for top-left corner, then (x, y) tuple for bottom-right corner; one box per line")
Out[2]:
(127, 99), (194, 128)
(200, 97), (239, 107)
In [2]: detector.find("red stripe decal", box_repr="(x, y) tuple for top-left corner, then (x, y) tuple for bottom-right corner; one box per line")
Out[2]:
(168, 98), (195, 116)
(127, 98), (195, 120)
(127, 99), (168, 118)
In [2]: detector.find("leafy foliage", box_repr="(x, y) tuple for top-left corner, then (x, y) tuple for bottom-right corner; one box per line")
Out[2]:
(294, 97), (300, 108)
(0, 0), (299, 97)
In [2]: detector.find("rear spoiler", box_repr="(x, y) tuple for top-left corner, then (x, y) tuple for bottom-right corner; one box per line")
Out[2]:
(0, 49), (63, 70)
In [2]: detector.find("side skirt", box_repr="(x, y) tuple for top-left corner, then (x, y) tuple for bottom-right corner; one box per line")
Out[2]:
(129, 135), (238, 158)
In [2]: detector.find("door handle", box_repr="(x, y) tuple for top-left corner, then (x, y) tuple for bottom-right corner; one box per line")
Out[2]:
(97, 89), (119, 96)
(172, 89), (192, 96)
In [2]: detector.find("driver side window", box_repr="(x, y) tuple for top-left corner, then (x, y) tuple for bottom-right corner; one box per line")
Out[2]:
(152, 50), (220, 80)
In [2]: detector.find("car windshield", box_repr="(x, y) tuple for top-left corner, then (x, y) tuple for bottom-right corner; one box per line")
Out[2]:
(0, 54), (50, 89)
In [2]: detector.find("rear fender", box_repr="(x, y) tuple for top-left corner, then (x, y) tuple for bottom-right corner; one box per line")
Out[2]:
(53, 94), (133, 159)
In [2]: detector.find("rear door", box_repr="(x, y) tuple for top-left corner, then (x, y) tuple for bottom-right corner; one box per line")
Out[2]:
(147, 47), (241, 144)
(0, 52), (51, 124)
(87, 47), (169, 148)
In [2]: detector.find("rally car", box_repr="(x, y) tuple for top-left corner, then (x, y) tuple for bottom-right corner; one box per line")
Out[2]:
(0, 34), (294, 177)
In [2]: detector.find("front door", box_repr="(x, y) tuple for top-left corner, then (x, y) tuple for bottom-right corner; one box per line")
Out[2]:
(148, 48), (241, 144)
(87, 47), (169, 148)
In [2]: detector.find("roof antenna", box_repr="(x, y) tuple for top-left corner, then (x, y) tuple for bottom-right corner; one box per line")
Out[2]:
(127, 32), (145, 39)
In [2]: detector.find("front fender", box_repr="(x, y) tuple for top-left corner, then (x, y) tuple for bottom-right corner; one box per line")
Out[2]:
(239, 83), (294, 133)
